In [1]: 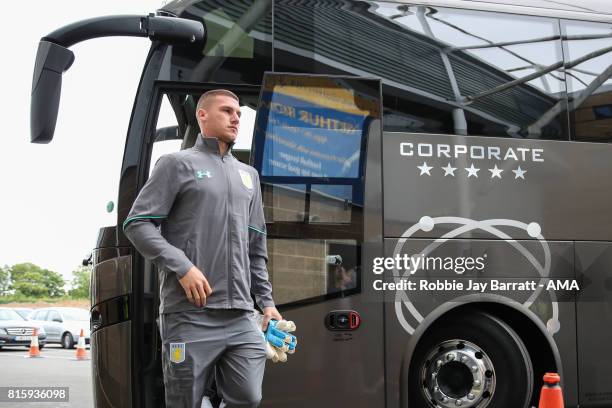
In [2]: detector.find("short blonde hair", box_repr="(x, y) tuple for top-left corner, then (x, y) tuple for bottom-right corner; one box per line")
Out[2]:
(196, 89), (239, 111)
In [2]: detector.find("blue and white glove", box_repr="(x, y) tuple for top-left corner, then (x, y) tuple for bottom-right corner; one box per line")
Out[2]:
(254, 312), (298, 363)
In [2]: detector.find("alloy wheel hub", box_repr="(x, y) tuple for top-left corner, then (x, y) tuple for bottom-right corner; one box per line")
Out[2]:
(421, 340), (496, 408)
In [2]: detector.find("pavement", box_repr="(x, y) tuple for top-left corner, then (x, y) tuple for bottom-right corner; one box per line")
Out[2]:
(0, 344), (93, 408)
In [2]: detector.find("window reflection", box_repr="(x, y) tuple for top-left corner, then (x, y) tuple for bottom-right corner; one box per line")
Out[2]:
(172, 0), (272, 84)
(262, 184), (353, 224)
(274, 0), (568, 139)
(263, 184), (307, 223)
(310, 184), (352, 224)
(562, 20), (612, 142)
(267, 239), (359, 305)
(252, 73), (378, 305)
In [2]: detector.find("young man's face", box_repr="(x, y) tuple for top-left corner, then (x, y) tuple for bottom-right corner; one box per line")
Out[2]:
(199, 95), (241, 144)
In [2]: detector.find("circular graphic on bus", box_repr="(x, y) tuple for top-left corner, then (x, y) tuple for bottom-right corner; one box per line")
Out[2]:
(392, 216), (560, 335)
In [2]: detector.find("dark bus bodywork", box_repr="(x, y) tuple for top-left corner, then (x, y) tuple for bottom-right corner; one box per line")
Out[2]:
(31, 1), (612, 407)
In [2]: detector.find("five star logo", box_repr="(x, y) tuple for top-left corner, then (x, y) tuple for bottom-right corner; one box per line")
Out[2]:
(413, 163), (529, 180)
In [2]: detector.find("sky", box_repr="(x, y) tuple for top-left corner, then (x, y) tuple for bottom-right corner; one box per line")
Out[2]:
(0, 1), (168, 282)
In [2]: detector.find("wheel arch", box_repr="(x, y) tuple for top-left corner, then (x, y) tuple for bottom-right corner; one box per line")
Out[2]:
(399, 293), (562, 408)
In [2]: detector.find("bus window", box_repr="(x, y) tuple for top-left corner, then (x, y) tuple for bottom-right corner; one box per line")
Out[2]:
(252, 73), (380, 306)
(562, 20), (612, 143)
(310, 184), (353, 224)
(147, 90), (259, 180)
(263, 184), (352, 224)
(171, 0), (272, 84)
(274, 1), (568, 139)
(149, 96), (183, 178)
(267, 238), (359, 304)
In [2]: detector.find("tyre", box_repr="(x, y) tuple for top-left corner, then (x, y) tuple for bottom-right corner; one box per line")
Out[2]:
(408, 311), (533, 408)
(61, 333), (75, 349)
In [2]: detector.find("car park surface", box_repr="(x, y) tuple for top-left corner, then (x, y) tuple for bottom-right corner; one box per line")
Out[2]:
(0, 344), (93, 407)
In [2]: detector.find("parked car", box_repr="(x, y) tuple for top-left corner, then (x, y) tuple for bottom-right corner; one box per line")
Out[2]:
(0, 307), (46, 349)
(12, 307), (33, 320)
(28, 307), (90, 349)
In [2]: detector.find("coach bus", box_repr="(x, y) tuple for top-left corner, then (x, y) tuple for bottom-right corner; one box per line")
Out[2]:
(30, 0), (612, 407)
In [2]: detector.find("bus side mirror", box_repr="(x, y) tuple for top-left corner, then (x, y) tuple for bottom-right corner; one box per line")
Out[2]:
(83, 252), (93, 266)
(29, 14), (203, 145)
(30, 41), (75, 144)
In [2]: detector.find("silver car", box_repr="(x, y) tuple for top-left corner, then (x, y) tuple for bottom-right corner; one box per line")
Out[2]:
(28, 307), (90, 349)
(0, 308), (46, 349)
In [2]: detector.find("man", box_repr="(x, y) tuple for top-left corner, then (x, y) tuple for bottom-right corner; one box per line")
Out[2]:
(123, 89), (282, 408)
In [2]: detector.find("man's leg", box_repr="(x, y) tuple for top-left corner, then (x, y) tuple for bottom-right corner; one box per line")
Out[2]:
(216, 311), (267, 408)
(160, 311), (226, 408)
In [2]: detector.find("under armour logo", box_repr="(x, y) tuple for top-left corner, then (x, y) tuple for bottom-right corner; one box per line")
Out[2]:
(196, 170), (212, 179)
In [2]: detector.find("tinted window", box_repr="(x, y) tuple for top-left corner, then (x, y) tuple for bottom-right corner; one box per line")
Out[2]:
(252, 73), (380, 305)
(267, 239), (360, 305)
(253, 74), (379, 219)
(562, 20), (612, 142)
(172, 0), (272, 84)
(274, 1), (568, 139)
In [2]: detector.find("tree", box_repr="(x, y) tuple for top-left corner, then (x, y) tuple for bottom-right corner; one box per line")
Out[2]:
(0, 265), (10, 296)
(69, 265), (91, 299)
(10, 263), (65, 297)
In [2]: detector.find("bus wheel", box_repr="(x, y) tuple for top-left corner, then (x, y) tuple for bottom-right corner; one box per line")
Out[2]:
(408, 311), (533, 408)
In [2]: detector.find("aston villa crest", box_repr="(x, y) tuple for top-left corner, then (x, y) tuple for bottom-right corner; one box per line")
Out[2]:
(239, 169), (254, 189)
(169, 342), (185, 363)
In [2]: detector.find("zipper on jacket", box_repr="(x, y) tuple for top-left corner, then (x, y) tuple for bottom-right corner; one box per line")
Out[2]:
(221, 154), (233, 308)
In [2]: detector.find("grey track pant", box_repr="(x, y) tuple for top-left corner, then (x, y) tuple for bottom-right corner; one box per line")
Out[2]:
(158, 309), (267, 408)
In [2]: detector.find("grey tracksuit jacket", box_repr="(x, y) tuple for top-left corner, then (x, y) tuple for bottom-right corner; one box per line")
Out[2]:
(123, 135), (274, 314)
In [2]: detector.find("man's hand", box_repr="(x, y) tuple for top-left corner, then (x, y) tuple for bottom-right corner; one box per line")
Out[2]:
(262, 306), (282, 331)
(179, 266), (212, 307)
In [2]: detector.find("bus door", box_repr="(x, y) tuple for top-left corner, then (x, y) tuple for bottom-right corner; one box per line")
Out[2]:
(129, 82), (264, 408)
(28, 13), (204, 408)
(251, 73), (385, 407)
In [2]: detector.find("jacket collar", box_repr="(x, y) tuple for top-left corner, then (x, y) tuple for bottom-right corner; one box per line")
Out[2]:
(194, 134), (234, 156)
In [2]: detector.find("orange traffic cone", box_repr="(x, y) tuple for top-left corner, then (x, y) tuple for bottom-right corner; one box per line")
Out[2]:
(26, 328), (42, 358)
(74, 329), (88, 361)
(539, 372), (564, 408)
